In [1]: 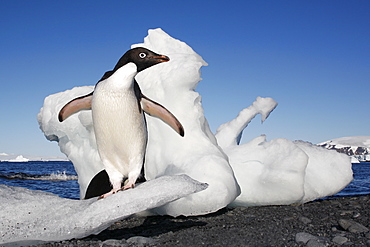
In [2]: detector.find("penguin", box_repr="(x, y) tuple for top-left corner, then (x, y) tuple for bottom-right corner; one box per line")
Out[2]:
(58, 47), (184, 199)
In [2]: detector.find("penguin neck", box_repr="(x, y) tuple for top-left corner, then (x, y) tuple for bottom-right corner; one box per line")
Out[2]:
(107, 62), (138, 90)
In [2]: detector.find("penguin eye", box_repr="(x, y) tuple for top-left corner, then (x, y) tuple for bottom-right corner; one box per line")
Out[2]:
(139, 53), (146, 59)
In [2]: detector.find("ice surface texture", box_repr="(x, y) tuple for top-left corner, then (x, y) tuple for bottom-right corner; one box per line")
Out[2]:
(0, 175), (207, 245)
(38, 28), (353, 215)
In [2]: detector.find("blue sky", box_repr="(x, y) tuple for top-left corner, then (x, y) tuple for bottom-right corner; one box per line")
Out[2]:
(1, 1), (369, 156)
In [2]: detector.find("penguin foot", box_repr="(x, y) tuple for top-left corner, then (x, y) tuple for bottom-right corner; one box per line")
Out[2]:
(97, 184), (135, 200)
(97, 188), (120, 200)
(122, 183), (135, 190)
(97, 180), (137, 200)
(122, 178), (136, 190)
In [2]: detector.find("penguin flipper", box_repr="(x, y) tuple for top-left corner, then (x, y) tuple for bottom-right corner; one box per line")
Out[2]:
(140, 95), (185, 137)
(58, 92), (93, 122)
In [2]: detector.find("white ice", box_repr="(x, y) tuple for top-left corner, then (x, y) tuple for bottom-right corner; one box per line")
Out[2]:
(7, 155), (29, 162)
(36, 28), (353, 214)
(214, 96), (352, 206)
(0, 175), (207, 245)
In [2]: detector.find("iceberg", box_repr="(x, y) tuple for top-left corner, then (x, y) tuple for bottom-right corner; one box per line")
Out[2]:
(37, 28), (353, 216)
(215, 97), (352, 206)
(8, 155), (29, 162)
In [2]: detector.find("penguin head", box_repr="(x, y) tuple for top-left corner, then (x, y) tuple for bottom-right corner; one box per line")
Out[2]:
(98, 48), (169, 82)
(117, 47), (170, 72)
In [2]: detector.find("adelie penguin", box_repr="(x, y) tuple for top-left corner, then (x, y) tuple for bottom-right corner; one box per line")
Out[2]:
(59, 47), (184, 199)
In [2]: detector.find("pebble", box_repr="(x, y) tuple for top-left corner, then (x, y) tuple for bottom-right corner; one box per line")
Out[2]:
(338, 219), (352, 230)
(299, 216), (312, 224)
(338, 219), (369, 233)
(295, 232), (318, 244)
(306, 239), (326, 247)
(353, 212), (361, 218)
(99, 237), (156, 247)
(295, 232), (332, 246)
(126, 236), (156, 245)
(100, 239), (128, 247)
(332, 235), (348, 245)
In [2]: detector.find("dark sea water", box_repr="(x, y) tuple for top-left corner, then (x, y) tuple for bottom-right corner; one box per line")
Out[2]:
(332, 162), (370, 197)
(0, 161), (369, 200)
(0, 161), (79, 199)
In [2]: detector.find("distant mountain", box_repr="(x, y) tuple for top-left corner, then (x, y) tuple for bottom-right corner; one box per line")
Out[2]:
(317, 136), (370, 162)
(0, 153), (69, 162)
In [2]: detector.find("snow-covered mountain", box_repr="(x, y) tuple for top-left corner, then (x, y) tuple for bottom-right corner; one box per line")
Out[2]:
(317, 136), (370, 162)
(0, 153), (68, 162)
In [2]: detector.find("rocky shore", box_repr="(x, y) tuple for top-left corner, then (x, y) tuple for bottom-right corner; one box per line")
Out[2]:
(34, 195), (369, 247)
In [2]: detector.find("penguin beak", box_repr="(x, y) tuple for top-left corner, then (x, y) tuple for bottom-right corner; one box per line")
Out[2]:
(152, 55), (170, 63)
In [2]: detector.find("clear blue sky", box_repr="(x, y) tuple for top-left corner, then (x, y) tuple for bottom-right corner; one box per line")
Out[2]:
(1, 1), (369, 156)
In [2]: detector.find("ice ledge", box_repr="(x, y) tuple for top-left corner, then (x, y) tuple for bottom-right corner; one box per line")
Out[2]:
(0, 175), (207, 245)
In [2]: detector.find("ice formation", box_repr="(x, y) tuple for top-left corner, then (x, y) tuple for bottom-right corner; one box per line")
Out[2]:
(0, 175), (207, 245)
(7, 155), (29, 162)
(38, 28), (353, 217)
(214, 96), (353, 206)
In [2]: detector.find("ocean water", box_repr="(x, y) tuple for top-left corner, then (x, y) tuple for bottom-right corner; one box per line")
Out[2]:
(0, 161), (79, 199)
(0, 161), (369, 200)
(332, 162), (370, 197)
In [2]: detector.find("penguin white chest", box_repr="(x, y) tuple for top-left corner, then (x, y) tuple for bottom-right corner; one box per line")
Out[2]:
(91, 63), (146, 186)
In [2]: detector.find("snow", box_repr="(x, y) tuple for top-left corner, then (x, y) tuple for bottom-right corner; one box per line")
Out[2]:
(318, 136), (370, 148)
(318, 136), (370, 162)
(0, 174), (207, 245)
(37, 28), (353, 215)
